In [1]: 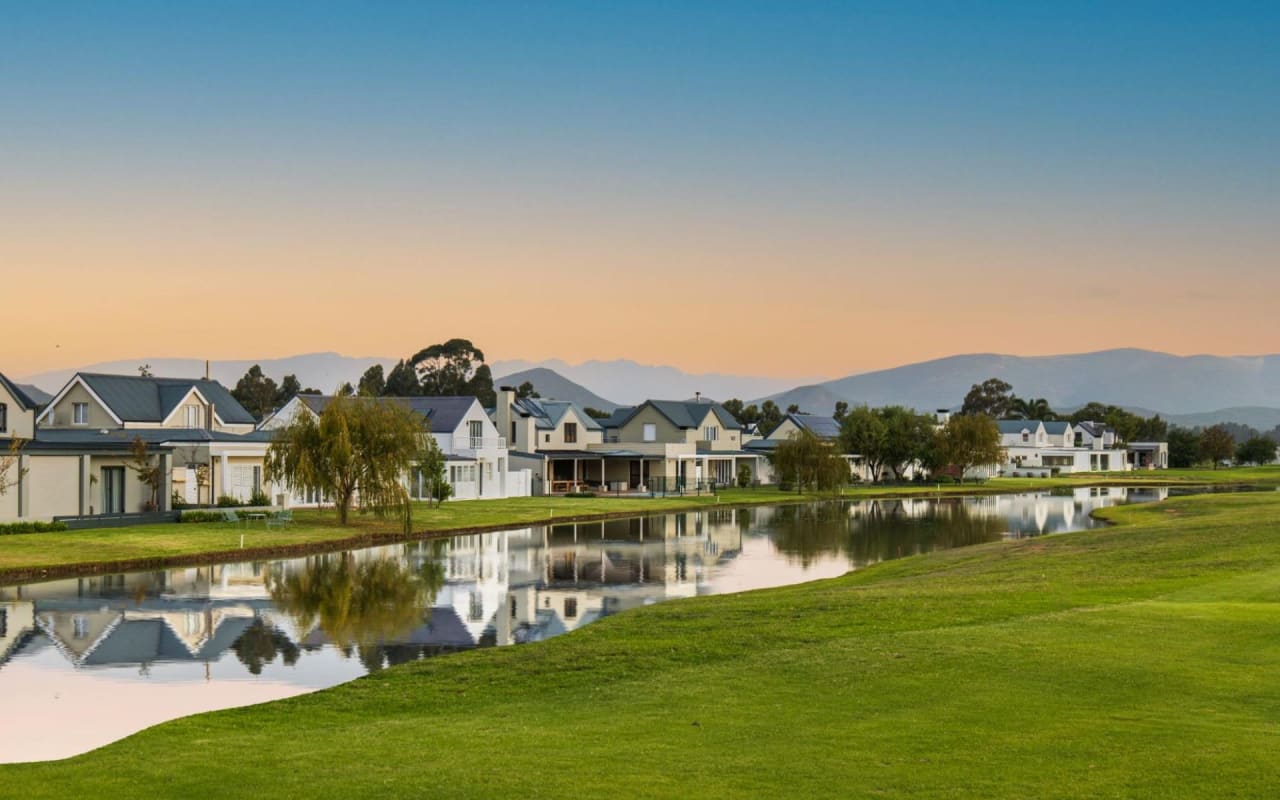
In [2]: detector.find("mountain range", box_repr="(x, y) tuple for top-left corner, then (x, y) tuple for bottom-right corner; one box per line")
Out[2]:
(16, 348), (1280, 431)
(755, 349), (1280, 420)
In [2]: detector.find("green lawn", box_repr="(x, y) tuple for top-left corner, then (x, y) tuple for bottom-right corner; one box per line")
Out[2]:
(4, 489), (1280, 796)
(2, 467), (1278, 582)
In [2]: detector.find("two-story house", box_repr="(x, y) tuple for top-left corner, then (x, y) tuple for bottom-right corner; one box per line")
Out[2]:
(745, 413), (870, 482)
(494, 388), (616, 493)
(999, 418), (1130, 475)
(261, 394), (529, 502)
(2, 372), (269, 522)
(602, 399), (760, 490)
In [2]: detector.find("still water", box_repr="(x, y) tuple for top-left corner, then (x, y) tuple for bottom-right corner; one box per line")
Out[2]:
(0, 487), (1165, 762)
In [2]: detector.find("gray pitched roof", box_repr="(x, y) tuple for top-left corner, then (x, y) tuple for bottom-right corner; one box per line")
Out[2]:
(997, 420), (1042, 435)
(0, 373), (44, 410)
(613, 400), (742, 431)
(786, 413), (842, 440)
(511, 397), (603, 431)
(1042, 421), (1072, 435)
(76, 373), (256, 425)
(299, 395), (478, 434)
(1075, 421), (1110, 437)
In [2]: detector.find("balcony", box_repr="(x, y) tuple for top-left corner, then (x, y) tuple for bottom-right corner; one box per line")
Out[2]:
(453, 435), (507, 453)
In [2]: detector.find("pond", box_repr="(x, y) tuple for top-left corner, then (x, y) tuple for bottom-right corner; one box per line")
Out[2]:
(0, 487), (1169, 763)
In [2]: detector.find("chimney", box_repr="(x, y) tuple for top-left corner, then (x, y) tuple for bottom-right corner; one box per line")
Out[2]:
(496, 386), (517, 449)
(205, 360), (210, 380)
(695, 391), (702, 404)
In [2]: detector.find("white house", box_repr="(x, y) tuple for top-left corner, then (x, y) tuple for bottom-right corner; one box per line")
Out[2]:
(259, 394), (530, 503)
(999, 419), (1132, 475)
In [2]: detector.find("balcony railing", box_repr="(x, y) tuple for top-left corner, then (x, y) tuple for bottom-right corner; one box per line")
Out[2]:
(455, 435), (507, 451)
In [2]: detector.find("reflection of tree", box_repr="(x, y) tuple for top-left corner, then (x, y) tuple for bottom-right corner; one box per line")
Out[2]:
(267, 554), (434, 650)
(232, 618), (301, 675)
(769, 503), (851, 567)
(845, 500), (1005, 567)
(768, 500), (1007, 569)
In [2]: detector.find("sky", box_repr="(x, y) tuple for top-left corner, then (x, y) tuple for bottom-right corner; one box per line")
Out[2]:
(2, 1), (1277, 380)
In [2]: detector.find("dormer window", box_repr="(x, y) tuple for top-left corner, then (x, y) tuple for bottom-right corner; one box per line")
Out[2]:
(703, 426), (718, 441)
(564, 422), (578, 444)
(1022, 432), (1029, 442)
(184, 404), (202, 427)
(0, 403), (6, 433)
(72, 402), (88, 425)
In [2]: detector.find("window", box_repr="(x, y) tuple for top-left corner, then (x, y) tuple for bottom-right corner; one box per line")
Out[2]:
(469, 592), (484, 622)
(703, 426), (718, 441)
(564, 422), (577, 444)
(0, 402), (6, 433)
(643, 423), (657, 442)
(564, 597), (578, 619)
(73, 615), (89, 639)
(73, 402), (88, 425)
(184, 404), (202, 427)
(510, 596), (517, 619)
(469, 420), (484, 448)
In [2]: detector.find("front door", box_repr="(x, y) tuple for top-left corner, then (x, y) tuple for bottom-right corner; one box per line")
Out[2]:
(102, 467), (125, 514)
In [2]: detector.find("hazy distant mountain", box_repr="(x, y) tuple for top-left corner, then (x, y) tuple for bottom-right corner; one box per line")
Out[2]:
(489, 358), (816, 406)
(758, 349), (1280, 417)
(1161, 407), (1280, 432)
(21, 353), (392, 395)
(493, 367), (619, 412)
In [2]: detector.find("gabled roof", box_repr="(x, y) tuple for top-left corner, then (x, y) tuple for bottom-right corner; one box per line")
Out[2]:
(511, 397), (603, 431)
(779, 413), (842, 440)
(611, 400), (742, 431)
(1075, 421), (1110, 437)
(997, 420), (1045, 435)
(0, 373), (45, 411)
(49, 373), (256, 425)
(298, 395), (479, 434)
(1042, 421), (1073, 435)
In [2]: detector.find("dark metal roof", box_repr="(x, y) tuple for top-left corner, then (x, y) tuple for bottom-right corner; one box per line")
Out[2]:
(997, 420), (1041, 434)
(0, 373), (44, 411)
(27, 427), (273, 452)
(76, 373), (256, 425)
(299, 395), (478, 434)
(511, 397), (603, 431)
(785, 413), (842, 439)
(610, 400), (742, 432)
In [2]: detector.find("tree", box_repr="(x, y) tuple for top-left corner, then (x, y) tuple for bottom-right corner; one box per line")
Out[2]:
(879, 406), (936, 481)
(127, 437), (163, 511)
(583, 407), (611, 420)
(0, 439), (26, 498)
(1198, 425), (1236, 468)
(935, 414), (1001, 483)
(786, 404), (801, 415)
(384, 359), (421, 396)
(265, 394), (423, 531)
(737, 403), (761, 427)
(137, 363), (153, 377)
(1008, 397), (1056, 421)
(1167, 427), (1201, 468)
(355, 365), (385, 397)
(410, 338), (495, 407)
(722, 398), (744, 420)
(833, 401), (849, 423)
(961, 378), (1014, 418)
(770, 429), (849, 494)
(1236, 437), (1277, 466)
(758, 401), (783, 436)
(839, 406), (888, 482)
(232, 365), (280, 421)
(336, 382), (356, 397)
(515, 381), (540, 399)
(415, 434), (452, 508)
(1133, 414), (1169, 442)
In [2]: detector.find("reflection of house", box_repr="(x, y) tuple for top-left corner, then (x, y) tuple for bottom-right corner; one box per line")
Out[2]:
(261, 394), (530, 502)
(0, 600), (37, 666)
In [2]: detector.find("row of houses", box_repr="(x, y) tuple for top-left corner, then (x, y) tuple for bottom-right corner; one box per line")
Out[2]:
(1, 366), (1167, 525)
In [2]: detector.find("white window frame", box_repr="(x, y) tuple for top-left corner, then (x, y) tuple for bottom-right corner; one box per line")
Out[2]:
(703, 426), (718, 441)
(73, 402), (89, 425)
(184, 404), (202, 427)
(643, 423), (657, 442)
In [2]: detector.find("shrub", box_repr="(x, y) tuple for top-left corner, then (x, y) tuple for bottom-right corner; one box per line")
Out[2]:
(180, 511), (227, 524)
(931, 474), (956, 485)
(216, 495), (242, 508)
(171, 491), (188, 509)
(248, 489), (272, 507)
(737, 464), (752, 489)
(563, 491), (597, 498)
(0, 520), (70, 535)
(777, 481), (794, 493)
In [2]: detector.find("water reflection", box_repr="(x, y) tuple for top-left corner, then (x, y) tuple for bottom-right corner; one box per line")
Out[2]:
(0, 487), (1167, 762)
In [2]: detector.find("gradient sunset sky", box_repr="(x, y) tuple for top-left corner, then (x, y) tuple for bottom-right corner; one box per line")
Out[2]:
(3, 1), (1277, 380)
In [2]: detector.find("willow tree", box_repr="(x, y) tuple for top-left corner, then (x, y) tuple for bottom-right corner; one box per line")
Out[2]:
(935, 414), (1002, 483)
(266, 394), (423, 531)
(771, 429), (850, 494)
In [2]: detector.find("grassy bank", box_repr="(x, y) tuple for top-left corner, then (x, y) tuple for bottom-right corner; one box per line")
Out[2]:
(4, 490), (1280, 796)
(2, 466), (1277, 583)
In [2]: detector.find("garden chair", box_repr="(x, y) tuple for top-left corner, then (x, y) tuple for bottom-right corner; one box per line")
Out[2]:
(221, 509), (244, 528)
(266, 509), (293, 529)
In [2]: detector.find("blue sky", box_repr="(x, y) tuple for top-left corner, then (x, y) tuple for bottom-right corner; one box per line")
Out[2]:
(2, 1), (1277, 376)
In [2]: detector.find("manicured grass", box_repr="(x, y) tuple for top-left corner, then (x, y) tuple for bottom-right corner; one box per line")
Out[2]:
(4, 490), (1280, 796)
(2, 467), (1278, 581)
